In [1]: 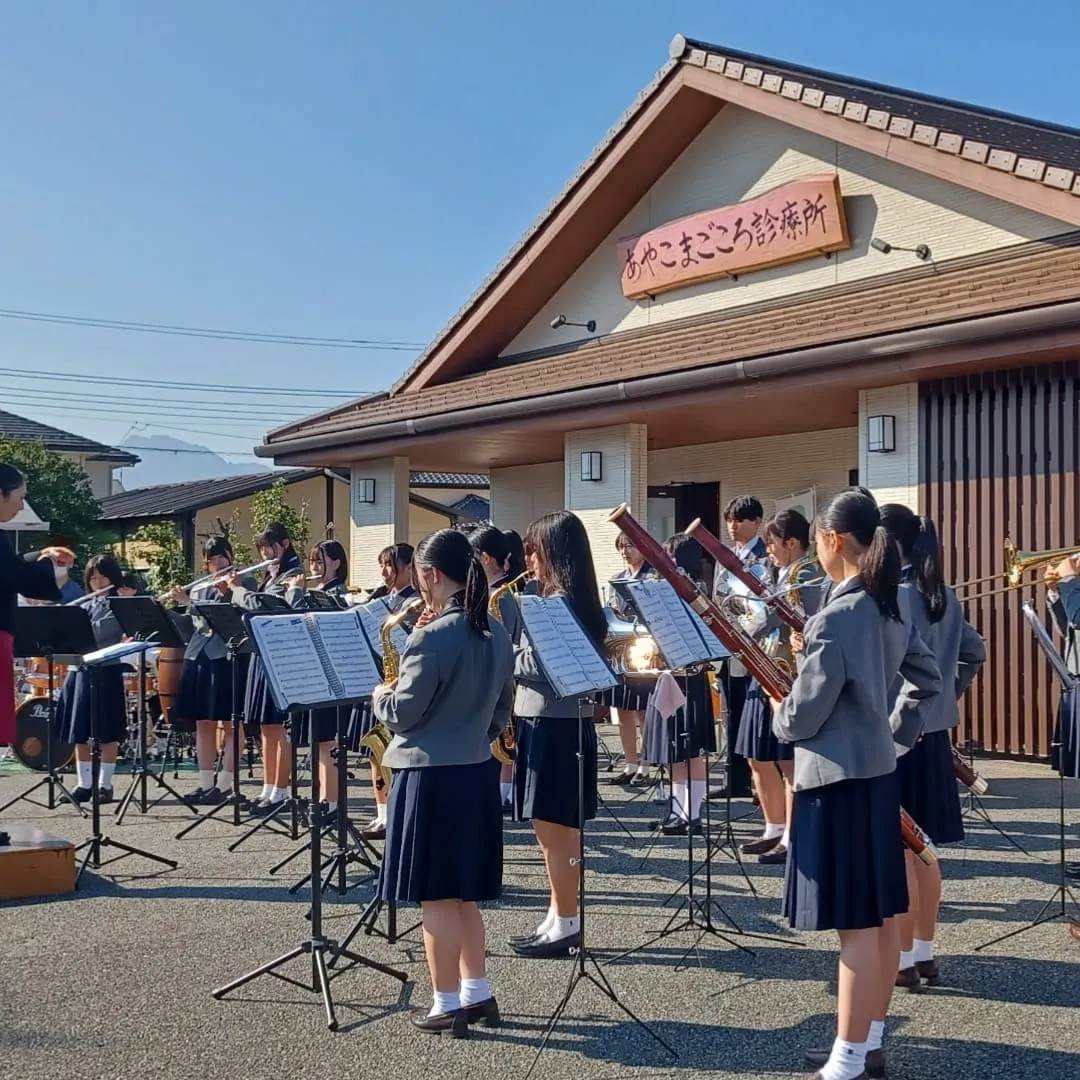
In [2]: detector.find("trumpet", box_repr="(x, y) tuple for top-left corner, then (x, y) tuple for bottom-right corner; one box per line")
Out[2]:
(158, 558), (275, 602)
(488, 573), (532, 765)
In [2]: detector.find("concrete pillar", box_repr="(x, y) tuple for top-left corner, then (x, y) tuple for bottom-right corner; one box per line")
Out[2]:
(349, 457), (410, 588)
(859, 385), (919, 510)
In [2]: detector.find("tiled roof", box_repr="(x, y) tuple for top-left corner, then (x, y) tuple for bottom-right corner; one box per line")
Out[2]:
(450, 494), (491, 520)
(98, 469), (333, 521)
(409, 472), (489, 488)
(408, 492), (485, 522)
(0, 408), (139, 465)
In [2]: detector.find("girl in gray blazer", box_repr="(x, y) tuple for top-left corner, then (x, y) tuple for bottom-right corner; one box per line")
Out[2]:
(773, 491), (941, 1080)
(881, 505), (985, 992)
(373, 529), (513, 1038)
(510, 511), (608, 961)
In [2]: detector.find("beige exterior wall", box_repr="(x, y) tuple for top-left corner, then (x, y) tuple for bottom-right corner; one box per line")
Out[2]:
(565, 425), (648, 585)
(350, 458), (410, 587)
(489, 462), (564, 535)
(408, 505), (453, 549)
(503, 105), (1069, 356)
(64, 453), (119, 499)
(859, 384), (920, 510)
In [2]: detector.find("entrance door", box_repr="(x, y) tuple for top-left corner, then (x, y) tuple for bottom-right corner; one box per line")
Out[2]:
(647, 482), (721, 585)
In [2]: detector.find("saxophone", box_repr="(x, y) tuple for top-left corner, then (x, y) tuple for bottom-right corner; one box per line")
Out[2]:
(360, 597), (424, 793)
(488, 573), (531, 764)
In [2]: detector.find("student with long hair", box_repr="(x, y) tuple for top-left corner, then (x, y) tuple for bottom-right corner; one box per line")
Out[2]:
(374, 529), (513, 1036)
(773, 491), (941, 1080)
(502, 529), (526, 581)
(880, 503), (985, 991)
(510, 511), (607, 959)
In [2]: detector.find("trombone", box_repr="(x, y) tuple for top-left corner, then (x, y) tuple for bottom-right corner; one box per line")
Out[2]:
(954, 540), (1080, 602)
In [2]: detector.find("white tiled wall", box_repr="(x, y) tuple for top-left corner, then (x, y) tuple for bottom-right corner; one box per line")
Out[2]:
(503, 106), (1067, 356)
(349, 457), (410, 586)
(489, 462), (564, 535)
(859, 384), (919, 509)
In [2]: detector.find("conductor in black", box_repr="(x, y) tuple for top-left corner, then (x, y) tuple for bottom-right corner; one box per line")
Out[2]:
(372, 528), (514, 1039)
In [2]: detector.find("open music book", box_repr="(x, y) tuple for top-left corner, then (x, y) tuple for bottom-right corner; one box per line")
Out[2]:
(351, 599), (410, 661)
(623, 578), (730, 668)
(518, 594), (617, 699)
(246, 610), (382, 711)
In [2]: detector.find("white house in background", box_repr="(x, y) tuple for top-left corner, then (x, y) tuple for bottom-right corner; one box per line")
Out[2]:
(0, 408), (139, 498)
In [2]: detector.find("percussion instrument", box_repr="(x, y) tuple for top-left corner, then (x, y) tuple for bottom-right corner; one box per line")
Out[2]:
(20, 659), (70, 699)
(11, 697), (75, 772)
(155, 648), (185, 722)
(122, 670), (158, 698)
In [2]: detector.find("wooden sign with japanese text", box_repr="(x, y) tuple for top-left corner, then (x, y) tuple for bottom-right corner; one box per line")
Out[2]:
(617, 175), (850, 300)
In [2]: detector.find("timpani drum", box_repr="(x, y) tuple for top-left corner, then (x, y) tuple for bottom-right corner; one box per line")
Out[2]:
(155, 648), (185, 724)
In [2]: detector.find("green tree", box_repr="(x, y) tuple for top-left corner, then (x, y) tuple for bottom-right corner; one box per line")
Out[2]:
(249, 479), (310, 555)
(130, 520), (189, 597)
(0, 436), (113, 561)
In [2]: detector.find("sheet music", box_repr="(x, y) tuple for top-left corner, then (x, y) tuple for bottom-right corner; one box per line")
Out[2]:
(249, 614), (334, 708)
(81, 640), (153, 666)
(519, 594), (616, 698)
(354, 603), (386, 658)
(623, 579), (704, 671)
(316, 611), (382, 699)
(681, 600), (730, 661)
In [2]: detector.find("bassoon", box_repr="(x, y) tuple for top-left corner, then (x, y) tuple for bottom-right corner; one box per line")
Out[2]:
(686, 517), (988, 797)
(608, 504), (937, 865)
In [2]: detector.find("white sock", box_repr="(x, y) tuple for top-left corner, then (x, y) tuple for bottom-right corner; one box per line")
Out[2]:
(217, 770), (234, 792)
(899, 948), (915, 970)
(689, 779), (706, 821)
(866, 1020), (885, 1052)
(198, 769), (214, 791)
(634, 763), (649, 776)
(375, 802), (388, 825)
(535, 905), (557, 937)
(267, 785), (287, 804)
(913, 938), (934, 963)
(820, 1037), (867, 1080)
(500, 782), (513, 803)
(460, 976), (491, 1007)
(429, 989), (461, 1017)
(77, 760), (93, 789)
(672, 781), (689, 821)
(763, 822), (784, 840)
(541, 914), (580, 943)
(259, 782), (272, 800)
(780, 827), (790, 849)
(99, 761), (115, 789)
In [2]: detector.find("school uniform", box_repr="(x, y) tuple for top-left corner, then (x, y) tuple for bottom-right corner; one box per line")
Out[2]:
(55, 592), (128, 745)
(375, 598), (513, 902)
(1049, 578), (1080, 778)
(490, 575), (524, 647)
(231, 553), (302, 733)
(895, 578), (986, 843)
(773, 577), (942, 931)
(602, 564), (657, 713)
(287, 579), (349, 746)
(513, 603), (600, 828)
(172, 576), (256, 730)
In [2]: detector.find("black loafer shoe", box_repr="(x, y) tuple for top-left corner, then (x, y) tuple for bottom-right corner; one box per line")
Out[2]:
(915, 957), (940, 984)
(759, 843), (788, 865)
(512, 932), (579, 959)
(895, 965), (923, 992)
(72, 786), (92, 804)
(411, 1008), (469, 1037)
(200, 787), (227, 805)
(184, 787), (210, 805)
(805, 1046), (884, 1078)
(741, 834), (781, 856)
(97, 788), (114, 805)
(463, 996), (500, 1027)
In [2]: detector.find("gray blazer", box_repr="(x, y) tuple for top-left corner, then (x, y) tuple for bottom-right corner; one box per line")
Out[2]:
(773, 577), (942, 792)
(494, 585), (523, 646)
(176, 576), (257, 662)
(372, 602), (514, 769)
(1048, 578), (1080, 676)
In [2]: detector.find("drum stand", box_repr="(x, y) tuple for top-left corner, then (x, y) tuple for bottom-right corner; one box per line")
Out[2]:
(213, 700), (407, 1031)
(115, 653), (192, 823)
(0, 652), (85, 817)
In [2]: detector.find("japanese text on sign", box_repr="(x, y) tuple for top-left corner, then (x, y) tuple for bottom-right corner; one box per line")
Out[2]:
(617, 175), (850, 300)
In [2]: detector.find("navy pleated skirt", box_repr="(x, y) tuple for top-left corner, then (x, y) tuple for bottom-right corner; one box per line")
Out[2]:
(349, 701), (376, 754)
(243, 655), (288, 732)
(643, 671), (717, 764)
(55, 665), (127, 745)
(173, 654), (237, 728)
(290, 706), (342, 746)
(734, 679), (793, 762)
(514, 715), (597, 828)
(897, 730), (965, 845)
(600, 675), (657, 713)
(379, 759), (503, 903)
(1053, 686), (1080, 779)
(784, 770), (908, 932)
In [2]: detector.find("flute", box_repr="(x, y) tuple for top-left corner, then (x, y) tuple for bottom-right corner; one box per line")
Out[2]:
(64, 586), (113, 607)
(159, 558), (275, 601)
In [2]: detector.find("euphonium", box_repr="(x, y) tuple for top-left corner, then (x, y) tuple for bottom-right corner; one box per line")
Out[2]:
(362, 597), (425, 793)
(604, 608), (664, 677)
(488, 574), (531, 765)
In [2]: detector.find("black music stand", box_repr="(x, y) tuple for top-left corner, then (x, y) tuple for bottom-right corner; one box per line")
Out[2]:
(213, 609), (405, 1030)
(956, 735), (1033, 858)
(176, 602), (254, 839)
(106, 597), (192, 820)
(977, 605), (1080, 950)
(74, 641), (178, 886)
(2, 604), (97, 816)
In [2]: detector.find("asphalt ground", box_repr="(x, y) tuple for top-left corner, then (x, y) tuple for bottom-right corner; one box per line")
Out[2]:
(1, 748), (1078, 1080)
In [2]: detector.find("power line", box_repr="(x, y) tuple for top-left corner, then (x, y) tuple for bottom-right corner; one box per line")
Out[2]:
(0, 307), (427, 351)
(0, 366), (373, 399)
(11, 393), (299, 423)
(5, 399), (280, 428)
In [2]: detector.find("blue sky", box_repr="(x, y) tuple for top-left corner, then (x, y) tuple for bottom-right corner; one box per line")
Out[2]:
(0, 1), (1073, 471)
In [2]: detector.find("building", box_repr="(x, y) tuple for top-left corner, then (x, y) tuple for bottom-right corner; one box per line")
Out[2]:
(99, 468), (489, 578)
(255, 34), (1080, 758)
(0, 408), (139, 498)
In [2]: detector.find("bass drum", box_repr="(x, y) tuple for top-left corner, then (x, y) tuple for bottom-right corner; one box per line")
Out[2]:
(11, 697), (75, 772)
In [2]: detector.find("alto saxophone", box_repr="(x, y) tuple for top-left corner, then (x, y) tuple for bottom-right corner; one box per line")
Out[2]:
(360, 597), (424, 793)
(488, 572), (532, 764)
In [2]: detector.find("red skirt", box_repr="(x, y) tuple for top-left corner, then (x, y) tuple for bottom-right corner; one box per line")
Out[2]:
(0, 630), (15, 744)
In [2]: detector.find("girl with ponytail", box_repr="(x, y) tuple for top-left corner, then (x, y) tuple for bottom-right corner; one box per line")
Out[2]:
(880, 504), (985, 992)
(772, 490), (942, 1080)
(371, 528), (514, 1038)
